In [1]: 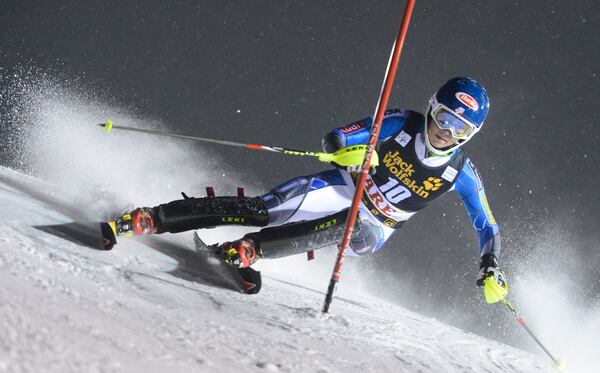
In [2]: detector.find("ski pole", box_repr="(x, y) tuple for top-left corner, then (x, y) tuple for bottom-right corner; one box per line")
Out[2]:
(502, 298), (566, 370)
(484, 278), (565, 369)
(322, 0), (416, 314)
(97, 120), (378, 168)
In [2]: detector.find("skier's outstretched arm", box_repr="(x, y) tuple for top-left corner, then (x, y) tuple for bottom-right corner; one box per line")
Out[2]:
(454, 159), (500, 258)
(454, 159), (507, 296)
(322, 109), (410, 153)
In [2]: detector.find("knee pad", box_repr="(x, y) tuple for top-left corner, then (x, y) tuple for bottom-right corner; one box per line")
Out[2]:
(349, 219), (384, 255)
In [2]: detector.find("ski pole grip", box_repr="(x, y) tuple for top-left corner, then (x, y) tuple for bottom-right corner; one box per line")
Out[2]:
(319, 145), (380, 167)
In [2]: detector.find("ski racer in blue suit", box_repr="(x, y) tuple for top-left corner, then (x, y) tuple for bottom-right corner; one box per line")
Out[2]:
(107, 77), (508, 300)
(322, 108), (500, 259)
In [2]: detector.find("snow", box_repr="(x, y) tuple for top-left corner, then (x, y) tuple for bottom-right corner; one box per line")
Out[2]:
(0, 167), (561, 373)
(1, 73), (591, 372)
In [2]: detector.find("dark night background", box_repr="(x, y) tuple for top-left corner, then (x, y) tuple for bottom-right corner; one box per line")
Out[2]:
(1, 1), (599, 348)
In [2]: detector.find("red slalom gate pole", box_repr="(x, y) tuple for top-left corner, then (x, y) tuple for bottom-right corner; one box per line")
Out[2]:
(322, 0), (416, 313)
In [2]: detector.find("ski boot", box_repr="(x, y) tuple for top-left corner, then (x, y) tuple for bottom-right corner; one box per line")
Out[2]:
(107, 207), (157, 238)
(215, 236), (260, 268)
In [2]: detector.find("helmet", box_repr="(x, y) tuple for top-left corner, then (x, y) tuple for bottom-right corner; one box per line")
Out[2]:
(424, 77), (490, 155)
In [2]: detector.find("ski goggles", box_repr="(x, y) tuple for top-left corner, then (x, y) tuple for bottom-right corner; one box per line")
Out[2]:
(429, 105), (478, 140)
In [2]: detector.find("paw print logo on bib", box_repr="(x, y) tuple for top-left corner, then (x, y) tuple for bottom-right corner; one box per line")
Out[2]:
(423, 177), (443, 191)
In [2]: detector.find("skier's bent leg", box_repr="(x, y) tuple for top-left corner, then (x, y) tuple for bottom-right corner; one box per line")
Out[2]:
(214, 168), (386, 267)
(217, 208), (384, 268)
(118, 168), (349, 238)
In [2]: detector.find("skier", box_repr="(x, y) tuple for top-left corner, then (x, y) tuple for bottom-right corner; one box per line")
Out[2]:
(105, 77), (507, 297)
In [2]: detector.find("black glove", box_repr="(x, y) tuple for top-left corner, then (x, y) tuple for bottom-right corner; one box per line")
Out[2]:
(476, 253), (507, 287)
(322, 132), (345, 154)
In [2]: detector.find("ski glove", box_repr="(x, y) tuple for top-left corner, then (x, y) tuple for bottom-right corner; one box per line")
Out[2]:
(477, 253), (508, 303)
(331, 161), (377, 175)
(329, 145), (379, 175)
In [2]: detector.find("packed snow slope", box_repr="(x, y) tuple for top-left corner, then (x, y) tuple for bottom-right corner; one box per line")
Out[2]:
(0, 167), (561, 373)
(2, 70), (596, 372)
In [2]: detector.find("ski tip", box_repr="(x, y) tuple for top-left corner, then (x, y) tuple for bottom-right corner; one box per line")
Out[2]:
(238, 267), (262, 294)
(100, 222), (117, 250)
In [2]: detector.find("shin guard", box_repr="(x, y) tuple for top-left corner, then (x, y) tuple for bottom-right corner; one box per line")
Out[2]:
(154, 196), (269, 234)
(251, 209), (357, 259)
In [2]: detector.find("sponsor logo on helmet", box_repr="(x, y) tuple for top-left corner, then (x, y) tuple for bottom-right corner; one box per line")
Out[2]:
(454, 107), (465, 115)
(455, 92), (479, 111)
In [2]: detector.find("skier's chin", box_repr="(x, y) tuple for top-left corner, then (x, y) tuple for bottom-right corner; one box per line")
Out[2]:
(431, 137), (454, 148)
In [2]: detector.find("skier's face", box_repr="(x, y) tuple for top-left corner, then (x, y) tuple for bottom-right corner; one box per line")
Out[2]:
(427, 117), (459, 149)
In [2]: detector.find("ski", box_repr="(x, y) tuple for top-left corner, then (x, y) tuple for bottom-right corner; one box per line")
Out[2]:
(100, 221), (118, 250)
(193, 232), (261, 294)
(98, 185), (261, 293)
(99, 220), (261, 293)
